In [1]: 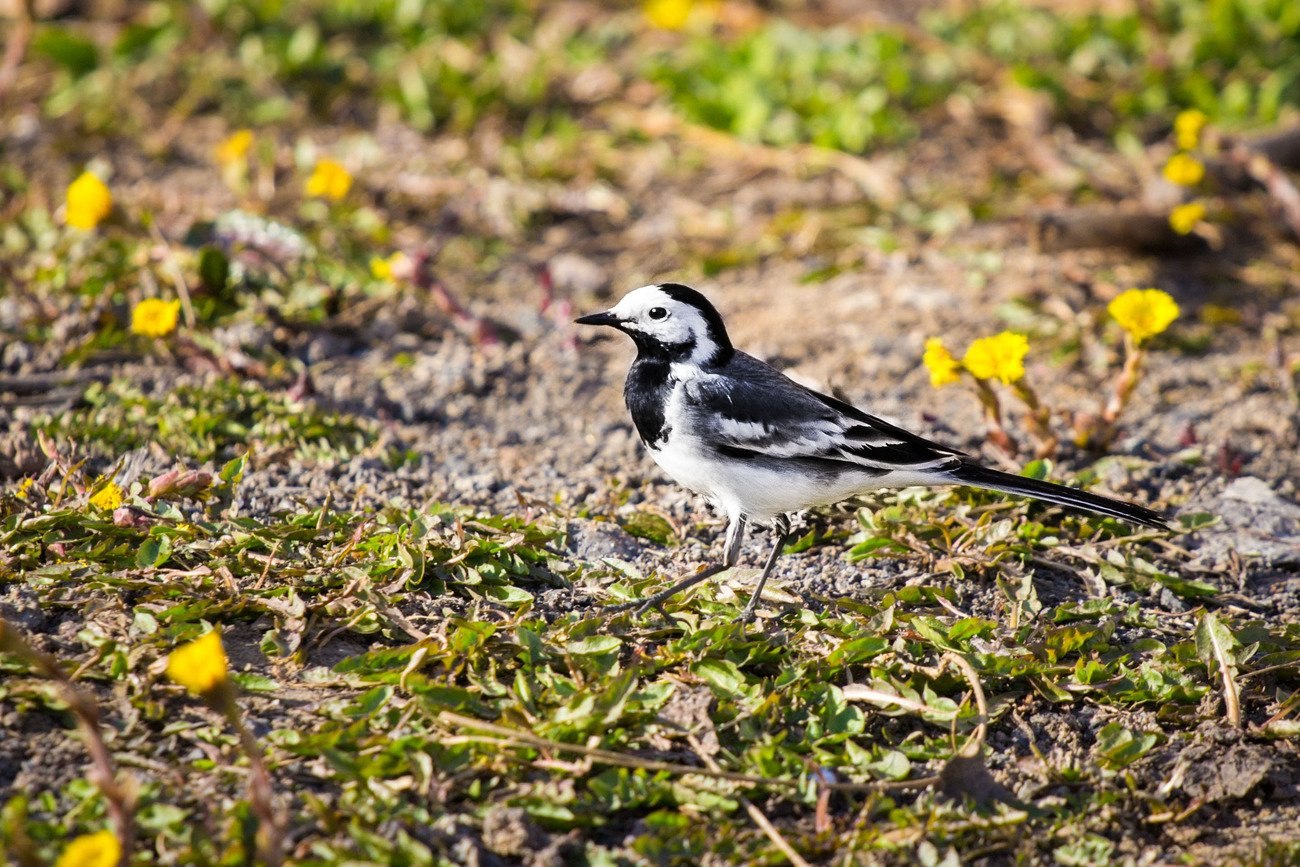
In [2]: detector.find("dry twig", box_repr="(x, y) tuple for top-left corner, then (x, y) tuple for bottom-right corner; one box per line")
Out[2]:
(686, 732), (813, 867)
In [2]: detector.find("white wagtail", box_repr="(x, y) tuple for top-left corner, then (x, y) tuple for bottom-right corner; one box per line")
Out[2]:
(577, 283), (1170, 620)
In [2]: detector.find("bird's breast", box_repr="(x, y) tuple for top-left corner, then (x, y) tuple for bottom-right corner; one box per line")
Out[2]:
(623, 358), (676, 446)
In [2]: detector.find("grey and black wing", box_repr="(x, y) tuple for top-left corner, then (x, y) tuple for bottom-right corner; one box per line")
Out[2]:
(685, 354), (1171, 529)
(682, 354), (964, 474)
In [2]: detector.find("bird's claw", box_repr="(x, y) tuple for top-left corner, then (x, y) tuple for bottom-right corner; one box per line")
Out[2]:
(602, 598), (640, 615)
(603, 594), (684, 627)
(649, 600), (684, 627)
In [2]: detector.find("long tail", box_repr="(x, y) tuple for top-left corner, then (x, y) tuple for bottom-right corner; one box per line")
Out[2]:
(947, 462), (1171, 530)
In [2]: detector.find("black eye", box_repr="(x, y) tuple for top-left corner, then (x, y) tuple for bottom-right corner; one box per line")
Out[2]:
(648, 307), (668, 320)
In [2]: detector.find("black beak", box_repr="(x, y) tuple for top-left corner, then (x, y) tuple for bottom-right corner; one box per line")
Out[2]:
(574, 311), (621, 328)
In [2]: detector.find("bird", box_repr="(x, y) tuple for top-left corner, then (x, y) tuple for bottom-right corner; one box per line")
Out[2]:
(576, 283), (1171, 620)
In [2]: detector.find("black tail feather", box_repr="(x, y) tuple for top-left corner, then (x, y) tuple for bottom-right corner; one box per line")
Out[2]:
(948, 462), (1171, 530)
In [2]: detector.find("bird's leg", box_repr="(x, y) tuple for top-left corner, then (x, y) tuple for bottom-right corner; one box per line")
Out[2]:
(739, 515), (791, 623)
(606, 516), (746, 616)
(721, 513), (747, 566)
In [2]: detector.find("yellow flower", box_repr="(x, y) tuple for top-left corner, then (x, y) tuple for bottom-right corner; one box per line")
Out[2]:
(215, 129), (254, 166)
(1174, 109), (1208, 151)
(166, 630), (230, 695)
(922, 337), (962, 387)
(55, 830), (120, 867)
(644, 0), (693, 29)
(369, 251), (409, 281)
(1168, 201), (1206, 235)
(1163, 153), (1205, 187)
(65, 172), (113, 230)
(962, 332), (1029, 385)
(89, 482), (123, 511)
(1108, 288), (1180, 344)
(130, 298), (181, 338)
(305, 158), (352, 201)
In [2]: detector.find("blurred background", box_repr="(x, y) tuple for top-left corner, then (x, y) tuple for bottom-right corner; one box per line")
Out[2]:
(3, 0), (1298, 469)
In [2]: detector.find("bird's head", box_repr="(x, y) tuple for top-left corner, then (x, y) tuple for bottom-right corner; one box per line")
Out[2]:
(575, 283), (733, 366)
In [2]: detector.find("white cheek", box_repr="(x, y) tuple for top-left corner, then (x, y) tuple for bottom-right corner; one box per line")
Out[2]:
(664, 320), (692, 342)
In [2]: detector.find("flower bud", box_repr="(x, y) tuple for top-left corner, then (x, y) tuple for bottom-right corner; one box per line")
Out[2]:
(147, 468), (182, 499)
(113, 506), (156, 529)
(174, 470), (214, 498)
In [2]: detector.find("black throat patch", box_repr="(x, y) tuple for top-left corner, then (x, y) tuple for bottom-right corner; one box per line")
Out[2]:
(624, 357), (675, 446)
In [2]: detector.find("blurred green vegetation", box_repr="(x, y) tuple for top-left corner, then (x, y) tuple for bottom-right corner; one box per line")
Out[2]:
(27, 0), (1299, 151)
(933, 0), (1300, 131)
(15, 0), (1296, 323)
(648, 23), (960, 152)
(34, 378), (377, 462)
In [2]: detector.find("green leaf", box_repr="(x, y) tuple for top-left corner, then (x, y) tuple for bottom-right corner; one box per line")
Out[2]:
(1052, 599), (1121, 622)
(690, 658), (746, 698)
(231, 673), (280, 692)
(618, 512), (676, 546)
(135, 534), (172, 569)
(947, 617), (994, 643)
(132, 610), (159, 635)
(1178, 512), (1217, 530)
(1158, 572), (1218, 599)
(333, 643), (421, 675)
(827, 636), (889, 666)
(1195, 611), (1242, 724)
(864, 748), (911, 780)
(567, 635), (621, 656)
(847, 537), (910, 561)
(451, 621), (495, 654)
(1054, 834), (1115, 867)
(412, 684), (490, 715)
(137, 802), (188, 832)
(350, 687), (393, 717)
(1261, 719), (1300, 739)
(910, 616), (955, 649)
(1020, 458), (1051, 480)
(1195, 612), (1240, 673)
(1093, 721), (1161, 769)
(483, 585), (533, 608)
(198, 246), (231, 297)
(33, 27), (100, 77)
(220, 452), (248, 486)
(782, 528), (820, 554)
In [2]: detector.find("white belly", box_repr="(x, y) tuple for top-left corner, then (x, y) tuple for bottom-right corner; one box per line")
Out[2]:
(646, 433), (922, 523)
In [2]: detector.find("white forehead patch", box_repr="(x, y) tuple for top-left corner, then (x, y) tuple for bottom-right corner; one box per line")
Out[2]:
(608, 285), (714, 354)
(609, 285), (675, 319)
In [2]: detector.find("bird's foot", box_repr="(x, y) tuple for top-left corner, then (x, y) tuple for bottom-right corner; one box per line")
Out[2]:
(604, 585), (681, 616)
(603, 563), (728, 623)
(602, 592), (685, 627)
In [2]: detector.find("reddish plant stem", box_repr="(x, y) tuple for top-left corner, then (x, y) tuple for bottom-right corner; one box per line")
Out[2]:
(1011, 381), (1059, 458)
(0, 618), (135, 866)
(410, 252), (500, 347)
(197, 682), (285, 867)
(199, 681), (284, 867)
(974, 379), (1018, 458)
(0, 0), (34, 104)
(1103, 336), (1145, 425)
